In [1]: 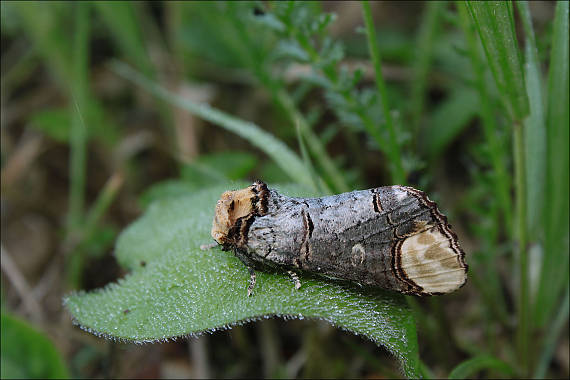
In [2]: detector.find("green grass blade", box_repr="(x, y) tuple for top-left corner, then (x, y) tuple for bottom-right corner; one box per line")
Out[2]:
(466, 1), (532, 372)
(361, 0), (405, 184)
(11, 2), (119, 147)
(276, 90), (348, 194)
(93, 2), (175, 145)
(82, 173), (123, 244)
(517, 1), (547, 240)
(513, 117), (529, 375)
(10, 2), (72, 89)
(68, 2), (90, 230)
(466, 1), (529, 121)
(457, 1), (513, 234)
(64, 183), (420, 378)
(534, 0), (569, 327)
(533, 285), (569, 378)
(448, 355), (516, 379)
(456, 4), (512, 323)
(409, 1), (444, 134)
(110, 61), (316, 191)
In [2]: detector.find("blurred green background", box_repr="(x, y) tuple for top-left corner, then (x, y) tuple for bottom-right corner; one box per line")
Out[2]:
(1, 1), (567, 378)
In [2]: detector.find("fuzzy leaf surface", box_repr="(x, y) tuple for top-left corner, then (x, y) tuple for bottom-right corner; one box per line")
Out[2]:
(65, 182), (420, 377)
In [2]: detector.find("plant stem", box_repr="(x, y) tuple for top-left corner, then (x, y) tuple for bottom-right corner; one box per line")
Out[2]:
(68, 2), (89, 230)
(83, 172), (124, 240)
(410, 1), (443, 136)
(514, 119), (529, 376)
(361, 0), (406, 184)
(276, 90), (347, 193)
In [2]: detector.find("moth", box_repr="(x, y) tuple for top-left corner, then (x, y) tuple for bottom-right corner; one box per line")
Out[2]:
(211, 181), (468, 296)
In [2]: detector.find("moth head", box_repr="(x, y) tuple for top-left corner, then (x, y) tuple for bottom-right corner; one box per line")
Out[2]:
(211, 187), (256, 245)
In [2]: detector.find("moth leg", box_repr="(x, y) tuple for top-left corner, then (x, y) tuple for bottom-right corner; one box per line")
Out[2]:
(287, 270), (302, 290)
(247, 267), (256, 297)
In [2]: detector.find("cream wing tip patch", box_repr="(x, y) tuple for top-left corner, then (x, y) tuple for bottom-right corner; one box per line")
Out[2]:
(399, 228), (467, 294)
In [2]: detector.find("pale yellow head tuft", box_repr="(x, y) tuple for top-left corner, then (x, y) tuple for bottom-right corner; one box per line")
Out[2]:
(211, 187), (255, 244)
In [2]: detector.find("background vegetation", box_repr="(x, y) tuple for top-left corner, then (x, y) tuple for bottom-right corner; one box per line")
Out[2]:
(1, 1), (567, 378)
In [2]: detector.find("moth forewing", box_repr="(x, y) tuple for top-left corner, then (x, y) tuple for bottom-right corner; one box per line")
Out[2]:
(211, 181), (468, 296)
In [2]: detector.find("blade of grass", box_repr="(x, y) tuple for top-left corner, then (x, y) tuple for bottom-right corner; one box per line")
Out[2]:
(513, 118), (529, 374)
(466, 2), (531, 374)
(535, 0), (569, 328)
(448, 355), (516, 379)
(110, 61), (317, 191)
(466, 1), (529, 121)
(276, 90), (346, 193)
(68, 2), (90, 230)
(66, 172), (124, 288)
(456, 2), (510, 323)
(82, 172), (124, 242)
(293, 116), (331, 195)
(516, 1), (546, 241)
(533, 285), (569, 378)
(11, 2), (119, 147)
(11, 2), (72, 89)
(361, 0), (405, 184)
(409, 1), (444, 135)
(93, 2), (175, 150)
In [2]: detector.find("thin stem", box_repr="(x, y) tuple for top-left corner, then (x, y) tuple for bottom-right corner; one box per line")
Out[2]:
(361, 1), (405, 184)
(514, 119), (529, 376)
(83, 172), (124, 239)
(276, 90), (347, 193)
(68, 2), (89, 230)
(410, 1), (443, 136)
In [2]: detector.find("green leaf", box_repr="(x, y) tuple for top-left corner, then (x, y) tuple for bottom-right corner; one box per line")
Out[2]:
(110, 61), (316, 191)
(1, 313), (69, 379)
(64, 182), (420, 378)
(466, 1), (529, 121)
(448, 354), (515, 379)
(517, 1), (547, 239)
(535, 0), (569, 327)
